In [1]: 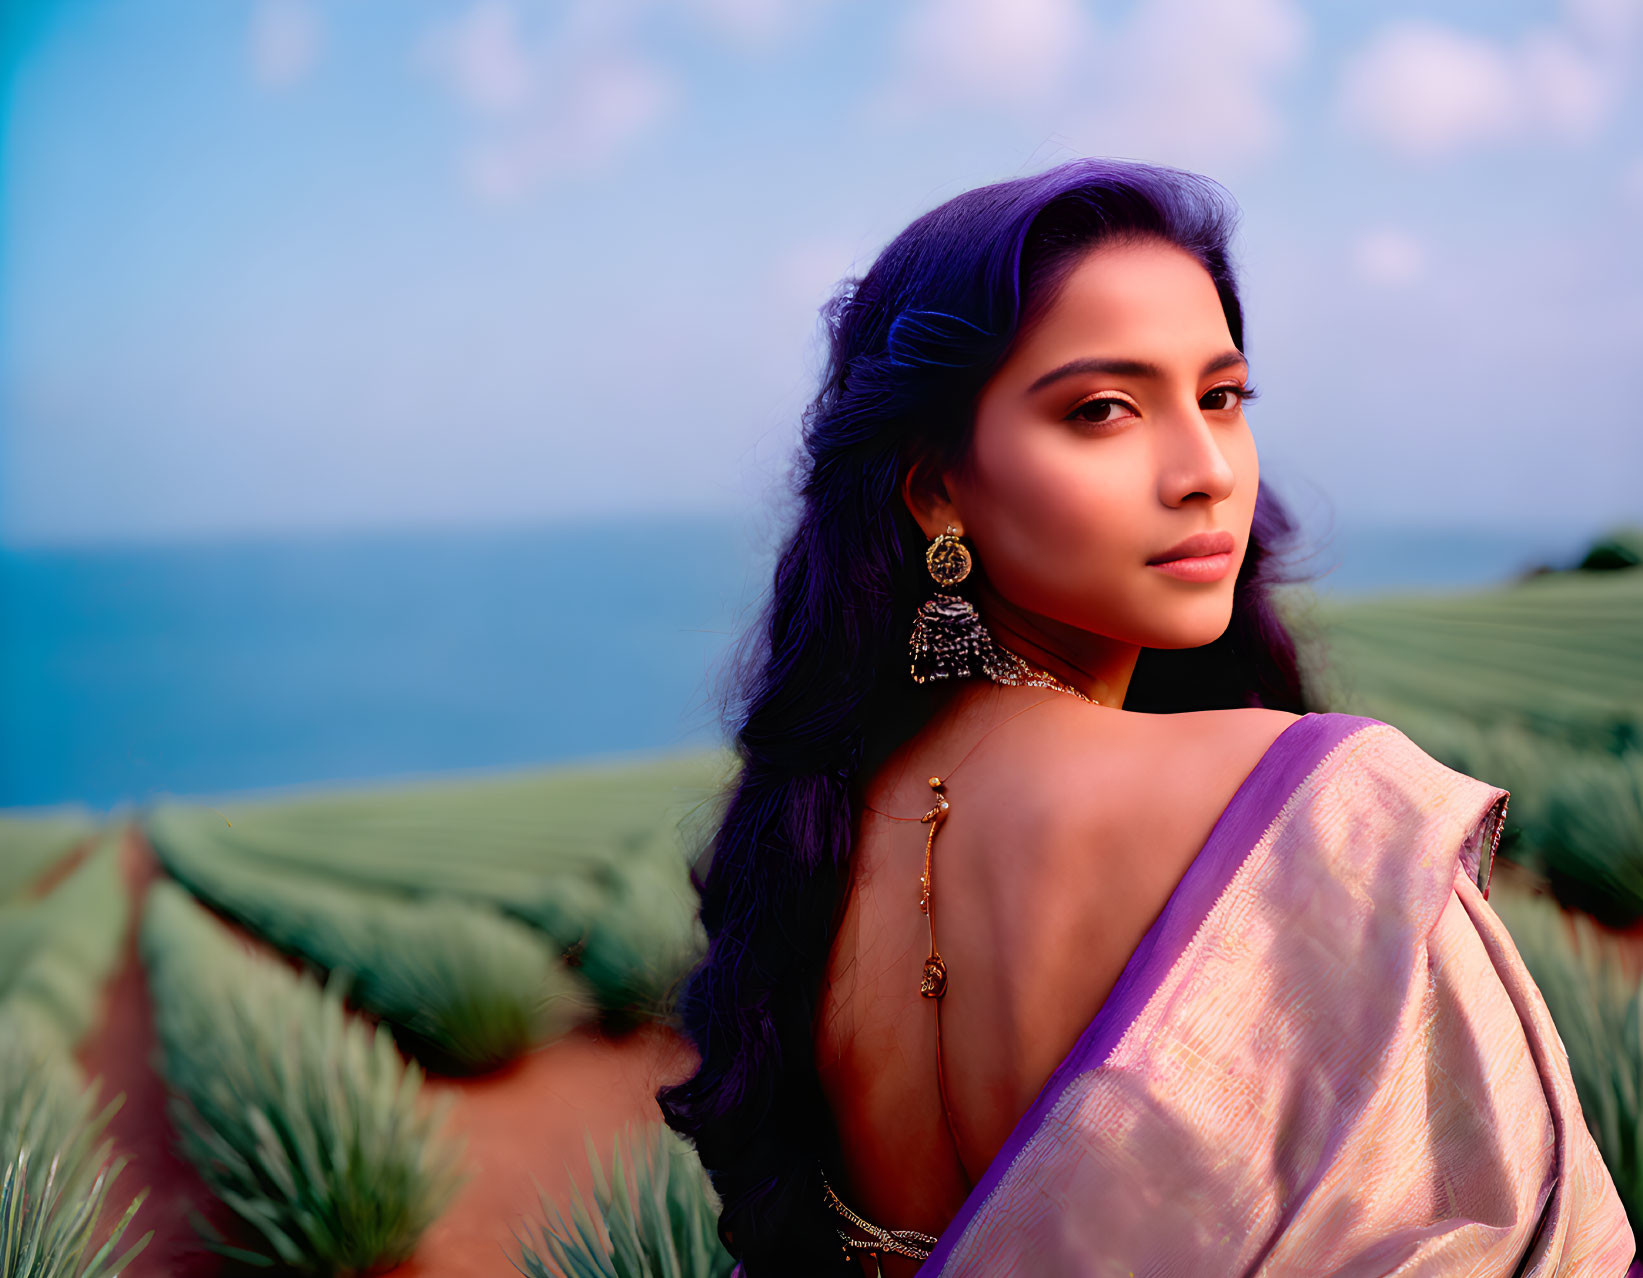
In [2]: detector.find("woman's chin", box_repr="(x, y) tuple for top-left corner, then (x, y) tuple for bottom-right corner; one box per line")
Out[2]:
(1136, 606), (1237, 651)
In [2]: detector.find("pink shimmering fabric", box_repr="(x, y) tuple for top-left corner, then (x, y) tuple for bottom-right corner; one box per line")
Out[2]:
(917, 713), (1635, 1277)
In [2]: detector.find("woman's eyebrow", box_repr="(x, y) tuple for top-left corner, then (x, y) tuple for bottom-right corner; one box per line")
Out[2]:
(1025, 349), (1248, 395)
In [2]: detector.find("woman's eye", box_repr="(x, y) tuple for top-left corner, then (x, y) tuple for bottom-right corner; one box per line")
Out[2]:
(1067, 397), (1138, 426)
(1201, 383), (1256, 411)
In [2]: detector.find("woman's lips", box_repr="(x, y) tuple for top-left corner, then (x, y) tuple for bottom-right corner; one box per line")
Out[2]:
(1149, 551), (1234, 582)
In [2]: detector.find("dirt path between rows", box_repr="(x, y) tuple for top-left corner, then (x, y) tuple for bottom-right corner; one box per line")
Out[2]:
(76, 826), (698, 1278)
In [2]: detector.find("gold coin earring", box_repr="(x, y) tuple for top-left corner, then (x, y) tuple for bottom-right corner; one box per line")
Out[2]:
(908, 524), (995, 685)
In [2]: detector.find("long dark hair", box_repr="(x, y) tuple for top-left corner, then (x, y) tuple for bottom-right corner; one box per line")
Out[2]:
(657, 158), (1318, 1275)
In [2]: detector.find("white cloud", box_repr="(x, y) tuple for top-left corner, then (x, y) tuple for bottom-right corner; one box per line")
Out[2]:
(416, 0), (675, 202)
(1562, 0), (1643, 48)
(876, 0), (1307, 172)
(418, 0), (535, 114)
(1336, 11), (1634, 158)
(1337, 22), (1517, 158)
(465, 57), (675, 201)
(251, 0), (322, 89)
(1068, 0), (1307, 171)
(892, 0), (1095, 113)
(1520, 29), (1616, 140)
(1352, 228), (1424, 289)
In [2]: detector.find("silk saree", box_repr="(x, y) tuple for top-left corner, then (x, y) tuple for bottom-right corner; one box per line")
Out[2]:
(896, 711), (1634, 1276)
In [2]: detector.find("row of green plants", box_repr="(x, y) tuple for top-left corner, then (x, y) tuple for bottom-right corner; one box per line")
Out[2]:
(0, 741), (729, 1275)
(0, 835), (128, 1057)
(132, 750), (734, 1265)
(0, 830), (152, 1278)
(0, 794), (736, 1278)
(140, 880), (466, 1273)
(0, 816), (479, 1275)
(1, 744), (732, 1276)
(142, 748), (728, 1029)
(1298, 567), (1640, 750)
(147, 807), (597, 1074)
(0, 809), (98, 905)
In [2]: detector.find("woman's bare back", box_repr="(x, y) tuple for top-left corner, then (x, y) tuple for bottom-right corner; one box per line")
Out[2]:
(814, 692), (1303, 1276)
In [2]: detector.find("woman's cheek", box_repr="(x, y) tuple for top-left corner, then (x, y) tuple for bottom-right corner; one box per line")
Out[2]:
(984, 504), (1134, 621)
(1019, 453), (1134, 557)
(966, 420), (1136, 579)
(991, 424), (1127, 515)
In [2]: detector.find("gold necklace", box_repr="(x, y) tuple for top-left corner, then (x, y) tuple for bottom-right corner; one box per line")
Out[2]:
(981, 645), (1099, 704)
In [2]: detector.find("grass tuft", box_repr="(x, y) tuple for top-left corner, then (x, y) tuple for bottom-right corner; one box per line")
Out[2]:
(513, 1121), (734, 1278)
(0, 1037), (151, 1278)
(141, 879), (466, 1274)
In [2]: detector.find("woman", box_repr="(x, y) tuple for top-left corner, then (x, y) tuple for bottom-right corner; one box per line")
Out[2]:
(656, 159), (1633, 1276)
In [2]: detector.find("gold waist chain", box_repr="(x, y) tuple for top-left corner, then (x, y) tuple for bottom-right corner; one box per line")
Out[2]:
(822, 1173), (940, 1266)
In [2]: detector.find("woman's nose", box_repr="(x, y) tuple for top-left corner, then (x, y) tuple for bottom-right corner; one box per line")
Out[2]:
(1158, 407), (1237, 506)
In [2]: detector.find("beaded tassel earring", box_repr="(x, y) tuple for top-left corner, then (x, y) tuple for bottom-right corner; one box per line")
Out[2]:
(907, 524), (1100, 703)
(908, 524), (993, 684)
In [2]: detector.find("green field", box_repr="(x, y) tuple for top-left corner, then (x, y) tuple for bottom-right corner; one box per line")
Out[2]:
(143, 749), (733, 1048)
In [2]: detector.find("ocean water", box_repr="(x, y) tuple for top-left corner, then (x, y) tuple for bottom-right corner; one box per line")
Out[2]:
(0, 516), (770, 813)
(0, 514), (1605, 812)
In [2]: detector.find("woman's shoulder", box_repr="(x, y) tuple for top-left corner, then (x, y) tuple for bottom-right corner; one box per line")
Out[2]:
(960, 702), (1307, 841)
(978, 697), (1303, 760)
(946, 703), (1306, 933)
(969, 703), (1503, 909)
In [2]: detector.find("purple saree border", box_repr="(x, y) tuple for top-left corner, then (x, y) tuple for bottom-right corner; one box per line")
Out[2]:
(918, 710), (1386, 1275)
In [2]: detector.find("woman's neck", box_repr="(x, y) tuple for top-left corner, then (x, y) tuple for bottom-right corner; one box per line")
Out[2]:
(974, 583), (1138, 707)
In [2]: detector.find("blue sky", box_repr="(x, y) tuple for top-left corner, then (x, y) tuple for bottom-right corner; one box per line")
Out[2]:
(2, 0), (1640, 547)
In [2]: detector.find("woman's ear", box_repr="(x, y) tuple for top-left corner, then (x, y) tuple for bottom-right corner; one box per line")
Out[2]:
(901, 451), (962, 540)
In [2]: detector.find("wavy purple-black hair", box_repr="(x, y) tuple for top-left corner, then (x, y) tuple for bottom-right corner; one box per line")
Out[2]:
(657, 158), (1319, 1274)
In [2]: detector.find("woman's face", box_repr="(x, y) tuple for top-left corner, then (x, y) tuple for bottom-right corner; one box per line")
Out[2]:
(937, 235), (1259, 652)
